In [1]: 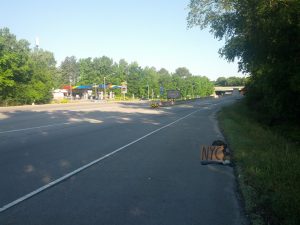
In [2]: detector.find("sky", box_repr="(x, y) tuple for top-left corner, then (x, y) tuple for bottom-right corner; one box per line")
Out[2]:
(0, 0), (244, 80)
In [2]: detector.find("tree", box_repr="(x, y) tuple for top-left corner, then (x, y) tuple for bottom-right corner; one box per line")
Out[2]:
(0, 28), (59, 105)
(187, 0), (300, 123)
(78, 57), (94, 85)
(158, 68), (173, 98)
(196, 76), (214, 97)
(114, 59), (127, 81)
(28, 48), (56, 103)
(59, 56), (79, 86)
(158, 68), (170, 77)
(91, 56), (114, 85)
(12, 48), (57, 104)
(127, 62), (143, 97)
(215, 76), (247, 86)
(174, 67), (192, 78)
(215, 77), (227, 86)
(226, 76), (240, 86)
(143, 67), (159, 98)
(0, 28), (32, 104)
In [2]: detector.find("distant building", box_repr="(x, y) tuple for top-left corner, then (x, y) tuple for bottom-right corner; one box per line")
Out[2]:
(52, 89), (68, 100)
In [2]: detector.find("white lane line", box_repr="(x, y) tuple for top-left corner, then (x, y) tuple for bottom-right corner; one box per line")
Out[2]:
(0, 123), (71, 134)
(0, 109), (200, 213)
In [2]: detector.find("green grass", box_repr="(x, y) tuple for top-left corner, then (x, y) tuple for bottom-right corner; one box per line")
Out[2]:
(51, 98), (69, 104)
(218, 100), (300, 225)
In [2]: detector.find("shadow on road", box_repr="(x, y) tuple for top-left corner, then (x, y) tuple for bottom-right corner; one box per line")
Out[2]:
(0, 97), (231, 208)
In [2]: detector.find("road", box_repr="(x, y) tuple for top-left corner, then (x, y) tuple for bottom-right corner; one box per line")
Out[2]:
(0, 97), (246, 225)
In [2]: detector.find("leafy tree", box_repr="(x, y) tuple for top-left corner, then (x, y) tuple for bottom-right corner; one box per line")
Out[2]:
(158, 68), (173, 98)
(0, 28), (58, 105)
(143, 67), (160, 98)
(108, 59), (129, 97)
(28, 48), (56, 103)
(78, 57), (94, 85)
(90, 56), (114, 86)
(127, 62), (143, 97)
(187, 0), (300, 124)
(215, 76), (247, 86)
(13, 49), (57, 104)
(215, 77), (227, 86)
(158, 68), (170, 77)
(226, 76), (244, 86)
(174, 67), (192, 78)
(0, 28), (32, 104)
(116, 59), (129, 82)
(196, 76), (214, 97)
(59, 56), (80, 86)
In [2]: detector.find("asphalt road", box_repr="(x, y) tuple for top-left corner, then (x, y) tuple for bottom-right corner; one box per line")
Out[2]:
(0, 97), (246, 225)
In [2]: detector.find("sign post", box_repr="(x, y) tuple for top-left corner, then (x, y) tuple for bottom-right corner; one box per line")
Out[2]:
(121, 81), (127, 100)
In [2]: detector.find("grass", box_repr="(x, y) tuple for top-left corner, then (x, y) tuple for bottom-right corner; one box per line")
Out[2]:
(51, 98), (69, 104)
(218, 100), (300, 225)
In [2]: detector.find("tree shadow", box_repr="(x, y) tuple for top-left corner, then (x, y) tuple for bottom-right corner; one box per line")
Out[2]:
(0, 98), (216, 207)
(0, 101), (178, 206)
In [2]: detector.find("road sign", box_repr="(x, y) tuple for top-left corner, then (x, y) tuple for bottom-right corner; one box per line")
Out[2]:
(121, 86), (127, 94)
(167, 90), (181, 99)
(121, 81), (127, 94)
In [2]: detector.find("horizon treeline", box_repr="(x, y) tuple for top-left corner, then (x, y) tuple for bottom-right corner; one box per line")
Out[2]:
(0, 27), (244, 105)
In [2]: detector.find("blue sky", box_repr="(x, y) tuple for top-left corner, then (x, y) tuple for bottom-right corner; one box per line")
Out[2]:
(0, 0), (244, 80)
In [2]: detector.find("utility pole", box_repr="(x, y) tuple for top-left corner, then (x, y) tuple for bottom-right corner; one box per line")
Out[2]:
(192, 83), (194, 99)
(147, 82), (149, 100)
(104, 76), (106, 100)
(93, 83), (97, 99)
(69, 78), (72, 101)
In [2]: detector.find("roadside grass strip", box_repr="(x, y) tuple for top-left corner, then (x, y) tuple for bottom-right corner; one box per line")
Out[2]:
(218, 101), (300, 225)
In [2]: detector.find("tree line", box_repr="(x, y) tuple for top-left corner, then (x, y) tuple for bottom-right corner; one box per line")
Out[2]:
(187, 0), (300, 124)
(0, 28), (57, 105)
(214, 76), (247, 87)
(58, 56), (215, 100)
(1, 27), (225, 106)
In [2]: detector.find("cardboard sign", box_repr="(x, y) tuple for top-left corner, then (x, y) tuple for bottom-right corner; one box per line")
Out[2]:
(201, 145), (225, 163)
